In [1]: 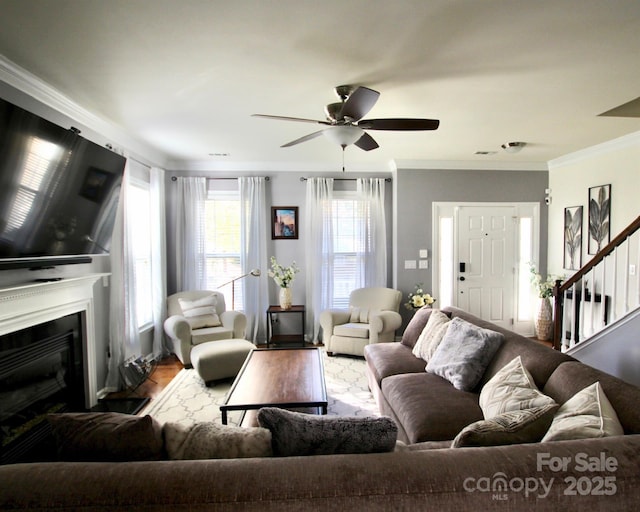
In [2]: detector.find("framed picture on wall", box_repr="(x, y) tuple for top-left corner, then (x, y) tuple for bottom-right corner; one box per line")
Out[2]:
(564, 205), (583, 270)
(271, 206), (298, 239)
(588, 184), (611, 254)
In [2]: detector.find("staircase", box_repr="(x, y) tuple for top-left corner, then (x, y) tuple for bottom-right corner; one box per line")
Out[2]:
(552, 215), (640, 357)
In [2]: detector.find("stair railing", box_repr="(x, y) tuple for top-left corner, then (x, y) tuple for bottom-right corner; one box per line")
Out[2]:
(552, 215), (640, 351)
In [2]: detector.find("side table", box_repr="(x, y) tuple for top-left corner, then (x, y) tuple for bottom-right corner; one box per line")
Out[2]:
(266, 305), (305, 348)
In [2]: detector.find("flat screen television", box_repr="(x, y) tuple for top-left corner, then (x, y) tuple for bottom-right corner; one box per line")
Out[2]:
(0, 97), (126, 270)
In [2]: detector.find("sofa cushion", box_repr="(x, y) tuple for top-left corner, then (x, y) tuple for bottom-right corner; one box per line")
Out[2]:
(543, 361), (640, 434)
(452, 403), (559, 448)
(163, 422), (272, 459)
(334, 322), (370, 339)
(47, 412), (164, 462)
(257, 407), (397, 456)
(542, 382), (624, 442)
(179, 294), (221, 329)
(479, 356), (557, 418)
(381, 372), (484, 443)
(364, 342), (427, 388)
(441, 307), (575, 390)
(426, 317), (504, 392)
(412, 309), (451, 362)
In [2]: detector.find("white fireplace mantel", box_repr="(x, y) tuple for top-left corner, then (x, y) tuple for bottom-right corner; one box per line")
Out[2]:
(0, 274), (109, 408)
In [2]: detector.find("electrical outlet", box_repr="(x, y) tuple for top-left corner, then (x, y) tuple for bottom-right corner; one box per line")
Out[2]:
(630, 264), (637, 276)
(419, 259), (429, 269)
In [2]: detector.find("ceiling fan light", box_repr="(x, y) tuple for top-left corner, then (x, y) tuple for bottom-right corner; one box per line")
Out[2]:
(501, 141), (526, 153)
(323, 125), (364, 147)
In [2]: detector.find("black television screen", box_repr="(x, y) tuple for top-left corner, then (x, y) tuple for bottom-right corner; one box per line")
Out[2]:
(0, 97), (126, 269)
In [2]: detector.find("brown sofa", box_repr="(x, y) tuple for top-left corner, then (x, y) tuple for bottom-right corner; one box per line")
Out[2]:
(1, 306), (639, 510)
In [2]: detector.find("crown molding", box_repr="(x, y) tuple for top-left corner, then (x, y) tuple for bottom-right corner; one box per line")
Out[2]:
(166, 158), (396, 173)
(394, 159), (548, 171)
(548, 130), (640, 169)
(0, 54), (167, 167)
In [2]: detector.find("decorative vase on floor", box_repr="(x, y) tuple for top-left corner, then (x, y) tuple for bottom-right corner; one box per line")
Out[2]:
(535, 297), (553, 341)
(279, 287), (292, 310)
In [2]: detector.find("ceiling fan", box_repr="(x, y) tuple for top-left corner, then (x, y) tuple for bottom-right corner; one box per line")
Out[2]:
(252, 85), (440, 152)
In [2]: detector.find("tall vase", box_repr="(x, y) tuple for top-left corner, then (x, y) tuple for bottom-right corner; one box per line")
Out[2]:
(279, 287), (292, 310)
(535, 297), (553, 341)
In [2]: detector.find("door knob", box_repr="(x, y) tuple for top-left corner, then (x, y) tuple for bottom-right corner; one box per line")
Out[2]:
(459, 276), (466, 281)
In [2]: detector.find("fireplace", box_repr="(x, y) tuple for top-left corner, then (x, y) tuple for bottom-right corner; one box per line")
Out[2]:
(0, 274), (105, 464)
(0, 314), (85, 464)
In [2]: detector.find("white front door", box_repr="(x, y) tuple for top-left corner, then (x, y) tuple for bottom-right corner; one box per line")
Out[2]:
(456, 205), (517, 328)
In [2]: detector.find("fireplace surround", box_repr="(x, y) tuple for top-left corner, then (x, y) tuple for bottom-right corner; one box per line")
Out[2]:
(0, 274), (106, 463)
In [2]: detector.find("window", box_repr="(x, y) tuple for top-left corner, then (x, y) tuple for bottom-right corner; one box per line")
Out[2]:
(129, 180), (153, 329)
(204, 189), (243, 310)
(330, 192), (365, 308)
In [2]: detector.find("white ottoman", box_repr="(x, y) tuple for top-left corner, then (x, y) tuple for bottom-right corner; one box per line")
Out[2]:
(190, 339), (254, 384)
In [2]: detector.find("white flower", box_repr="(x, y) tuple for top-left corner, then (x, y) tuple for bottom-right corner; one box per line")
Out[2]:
(405, 283), (436, 310)
(268, 256), (300, 288)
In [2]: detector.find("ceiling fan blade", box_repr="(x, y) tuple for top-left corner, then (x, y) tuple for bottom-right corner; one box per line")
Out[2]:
(358, 118), (440, 131)
(252, 114), (331, 125)
(354, 132), (379, 151)
(339, 86), (380, 121)
(281, 129), (326, 148)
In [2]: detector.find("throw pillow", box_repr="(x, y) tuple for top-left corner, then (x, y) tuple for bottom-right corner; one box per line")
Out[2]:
(425, 317), (504, 391)
(47, 412), (164, 462)
(349, 307), (370, 323)
(163, 422), (272, 459)
(451, 403), (559, 448)
(179, 295), (221, 329)
(412, 309), (451, 362)
(257, 407), (398, 457)
(541, 382), (624, 442)
(401, 307), (441, 348)
(479, 356), (557, 418)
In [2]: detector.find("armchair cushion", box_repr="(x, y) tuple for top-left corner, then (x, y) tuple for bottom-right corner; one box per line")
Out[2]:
(179, 294), (222, 329)
(334, 322), (370, 339)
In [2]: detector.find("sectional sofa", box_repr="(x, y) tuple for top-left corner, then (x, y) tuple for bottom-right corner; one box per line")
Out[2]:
(1, 307), (639, 510)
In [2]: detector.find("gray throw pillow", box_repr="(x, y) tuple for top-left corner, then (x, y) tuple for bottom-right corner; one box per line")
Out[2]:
(257, 407), (398, 457)
(426, 317), (504, 391)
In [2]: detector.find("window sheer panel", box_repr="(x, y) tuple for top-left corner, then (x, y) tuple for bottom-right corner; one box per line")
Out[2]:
(129, 183), (153, 328)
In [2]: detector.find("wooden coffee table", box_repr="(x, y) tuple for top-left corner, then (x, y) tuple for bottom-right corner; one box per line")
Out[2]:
(220, 347), (328, 426)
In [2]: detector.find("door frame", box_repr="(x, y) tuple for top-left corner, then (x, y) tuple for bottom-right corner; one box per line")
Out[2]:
(432, 201), (541, 335)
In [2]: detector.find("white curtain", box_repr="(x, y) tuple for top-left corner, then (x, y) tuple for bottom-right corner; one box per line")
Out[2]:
(239, 177), (269, 343)
(150, 167), (168, 358)
(357, 178), (387, 287)
(105, 162), (140, 391)
(304, 178), (334, 343)
(175, 177), (207, 291)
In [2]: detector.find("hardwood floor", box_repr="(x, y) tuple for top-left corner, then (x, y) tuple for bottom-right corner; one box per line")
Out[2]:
(107, 355), (184, 401)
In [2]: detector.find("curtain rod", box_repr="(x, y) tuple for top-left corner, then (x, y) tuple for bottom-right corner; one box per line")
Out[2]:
(170, 176), (270, 181)
(299, 177), (391, 182)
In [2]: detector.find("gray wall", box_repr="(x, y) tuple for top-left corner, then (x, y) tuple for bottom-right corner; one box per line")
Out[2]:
(394, 168), (549, 330)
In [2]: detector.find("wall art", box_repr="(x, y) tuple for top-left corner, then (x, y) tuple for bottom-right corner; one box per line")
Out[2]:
(564, 205), (583, 270)
(588, 184), (611, 254)
(271, 206), (298, 239)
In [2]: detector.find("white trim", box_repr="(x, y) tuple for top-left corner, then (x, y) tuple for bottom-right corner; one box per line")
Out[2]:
(395, 159), (548, 171)
(0, 54), (166, 167)
(548, 130), (640, 169)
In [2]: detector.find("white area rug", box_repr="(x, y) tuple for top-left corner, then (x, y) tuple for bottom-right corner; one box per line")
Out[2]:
(143, 352), (379, 426)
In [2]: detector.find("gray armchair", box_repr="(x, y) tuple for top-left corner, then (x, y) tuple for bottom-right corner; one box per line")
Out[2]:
(319, 287), (403, 357)
(163, 290), (247, 366)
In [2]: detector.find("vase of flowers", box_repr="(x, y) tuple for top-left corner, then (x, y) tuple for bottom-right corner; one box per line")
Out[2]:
(404, 284), (436, 311)
(268, 256), (300, 310)
(529, 265), (562, 341)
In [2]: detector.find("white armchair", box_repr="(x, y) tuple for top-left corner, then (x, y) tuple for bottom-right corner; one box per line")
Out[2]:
(319, 287), (403, 357)
(163, 290), (247, 366)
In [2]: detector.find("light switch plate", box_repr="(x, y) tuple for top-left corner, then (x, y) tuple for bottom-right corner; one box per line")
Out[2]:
(404, 260), (417, 269)
(419, 259), (429, 269)
(419, 249), (429, 258)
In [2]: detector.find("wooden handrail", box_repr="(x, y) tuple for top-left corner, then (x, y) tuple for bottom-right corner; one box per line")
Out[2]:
(552, 214), (640, 350)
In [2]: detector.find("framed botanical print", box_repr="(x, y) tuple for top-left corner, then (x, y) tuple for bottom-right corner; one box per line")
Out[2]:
(564, 205), (583, 270)
(271, 206), (298, 239)
(588, 184), (611, 254)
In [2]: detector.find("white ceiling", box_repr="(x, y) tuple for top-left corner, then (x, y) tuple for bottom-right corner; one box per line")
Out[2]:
(1, 0), (639, 172)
